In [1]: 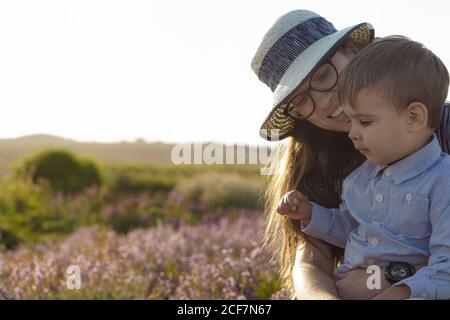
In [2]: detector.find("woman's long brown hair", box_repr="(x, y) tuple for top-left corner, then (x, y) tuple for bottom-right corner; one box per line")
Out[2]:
(262, 42), (367, 296)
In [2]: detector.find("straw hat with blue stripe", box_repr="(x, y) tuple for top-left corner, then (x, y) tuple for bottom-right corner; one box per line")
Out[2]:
(251, 10), (374, 141)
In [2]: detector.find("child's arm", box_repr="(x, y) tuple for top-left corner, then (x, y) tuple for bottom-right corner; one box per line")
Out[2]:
(276, 189), (313, 223)
(277, 190), (358, 248)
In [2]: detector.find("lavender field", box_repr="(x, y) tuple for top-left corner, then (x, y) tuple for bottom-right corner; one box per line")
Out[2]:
(0, 149), (289, 299)
(0, 211), (290, 300)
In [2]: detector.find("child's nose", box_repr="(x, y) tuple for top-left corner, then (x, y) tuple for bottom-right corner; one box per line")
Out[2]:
(348, 125), (360, 141)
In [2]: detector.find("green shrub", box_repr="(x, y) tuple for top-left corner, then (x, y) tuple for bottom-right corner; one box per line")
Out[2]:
(113, 174), (175, 194)
(202, 175), (264, 211)
(0, 176), (67, 244)
(174, 173), (264, 214)
(0, 175), (109, 245)
(20, 150), (102, 193)
(100, 193), (167, 233)
(0, 228), (20, 249)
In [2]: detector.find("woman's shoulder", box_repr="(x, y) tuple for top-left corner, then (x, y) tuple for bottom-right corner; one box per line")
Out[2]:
(440, 102), (449, 122)
(435, 102), (450, 154)
(443, 102), (450, 114)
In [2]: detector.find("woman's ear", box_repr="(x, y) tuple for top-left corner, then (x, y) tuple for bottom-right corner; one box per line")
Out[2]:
(405, 102), (429, 132)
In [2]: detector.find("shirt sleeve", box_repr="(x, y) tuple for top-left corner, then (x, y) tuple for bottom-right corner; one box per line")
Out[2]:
(394, 203), (450, 299)
(301, 200), (358, 248)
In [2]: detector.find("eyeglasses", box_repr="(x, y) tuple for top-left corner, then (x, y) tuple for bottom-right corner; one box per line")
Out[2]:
(284, 59), (339, 120)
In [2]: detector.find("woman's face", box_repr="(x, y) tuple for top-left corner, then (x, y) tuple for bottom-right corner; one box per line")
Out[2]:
(293, 49), (358, 132)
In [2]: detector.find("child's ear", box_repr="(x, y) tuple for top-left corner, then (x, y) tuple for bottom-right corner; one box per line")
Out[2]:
(405, 102), (428, 132)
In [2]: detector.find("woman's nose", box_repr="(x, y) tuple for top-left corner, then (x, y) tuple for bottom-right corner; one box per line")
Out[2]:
(310, 89), (336, 112)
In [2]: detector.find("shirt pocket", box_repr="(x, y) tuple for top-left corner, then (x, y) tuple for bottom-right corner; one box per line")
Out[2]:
(386, 191), (430, 238)
(346, 185), (373, 214)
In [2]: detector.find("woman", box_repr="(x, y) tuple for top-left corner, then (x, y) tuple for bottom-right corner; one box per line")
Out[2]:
(251, 10), (450, 299)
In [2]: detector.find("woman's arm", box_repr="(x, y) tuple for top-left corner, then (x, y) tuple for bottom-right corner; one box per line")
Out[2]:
(336, 264), (424, 299)
(292, 235), (339, 300)
(292, 234), (423, 299)
(371, 285), (411, 299)
(293, 236), (394, 299)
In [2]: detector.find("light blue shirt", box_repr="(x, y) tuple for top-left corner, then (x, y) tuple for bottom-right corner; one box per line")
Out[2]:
(303, 134), (450, 299)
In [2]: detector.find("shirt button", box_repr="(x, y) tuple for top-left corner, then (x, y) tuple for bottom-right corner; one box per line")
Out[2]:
(405, 193), (413, 202)
(370, 237), (379, 247)
(376, 194), (384, 202)
(384, 169), (391, 176)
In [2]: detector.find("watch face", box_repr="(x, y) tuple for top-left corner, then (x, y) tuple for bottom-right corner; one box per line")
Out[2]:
(391, 264), (410, 278)
(386, 262), (415, 283)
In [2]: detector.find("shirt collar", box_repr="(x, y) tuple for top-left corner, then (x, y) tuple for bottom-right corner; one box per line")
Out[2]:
(368, 133), (442, 184)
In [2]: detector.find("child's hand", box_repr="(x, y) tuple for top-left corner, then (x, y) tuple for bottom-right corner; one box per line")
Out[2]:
(276, 190), (312, 224)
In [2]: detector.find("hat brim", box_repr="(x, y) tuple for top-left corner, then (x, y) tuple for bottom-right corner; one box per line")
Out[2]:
(259, 23), (374, 141)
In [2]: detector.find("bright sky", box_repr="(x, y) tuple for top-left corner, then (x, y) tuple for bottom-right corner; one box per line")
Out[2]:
(0, 0), (449, 145)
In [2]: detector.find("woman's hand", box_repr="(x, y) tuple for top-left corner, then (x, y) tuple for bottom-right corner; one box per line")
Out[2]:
(371, 285), (411, 300)
(335, 267), (391, 300)
(277, 190), (312, 224)
(335, 264), (425, 300)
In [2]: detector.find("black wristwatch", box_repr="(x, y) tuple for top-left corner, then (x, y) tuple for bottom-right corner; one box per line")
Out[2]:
(384, 262), (415, 284)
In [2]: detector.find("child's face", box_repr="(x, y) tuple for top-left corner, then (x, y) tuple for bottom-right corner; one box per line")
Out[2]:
(343, 88), (413, 165)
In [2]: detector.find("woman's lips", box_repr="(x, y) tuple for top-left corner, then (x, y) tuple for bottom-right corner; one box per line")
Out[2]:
(327, 106), (344, 119)
(357, 147), (370, 155)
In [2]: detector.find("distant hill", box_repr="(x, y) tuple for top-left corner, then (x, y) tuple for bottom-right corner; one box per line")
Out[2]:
(0, 134), (175, 167)
(0, 134), (271, 171)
